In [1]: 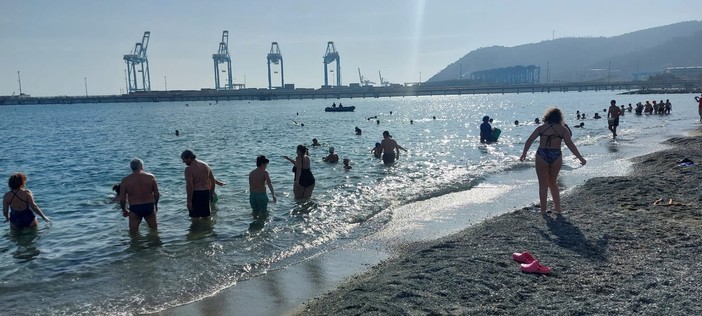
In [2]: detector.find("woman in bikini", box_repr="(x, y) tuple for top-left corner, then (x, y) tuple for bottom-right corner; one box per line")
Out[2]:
(520, 108), (586, 214)
(2, 173), (51, 230)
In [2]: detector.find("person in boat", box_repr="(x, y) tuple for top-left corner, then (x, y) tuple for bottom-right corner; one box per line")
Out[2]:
(338, 103), (343, 108)
(331, 102), (336, 108)
(3, 172), (51, 230)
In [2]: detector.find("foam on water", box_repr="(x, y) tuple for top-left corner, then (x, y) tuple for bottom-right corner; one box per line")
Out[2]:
(0, 92), (697, 314)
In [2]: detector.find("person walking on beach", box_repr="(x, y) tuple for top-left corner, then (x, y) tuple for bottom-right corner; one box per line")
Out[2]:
(607, 100), (622, 139)
(3, 173), (50, 230)
(520, 108), (586, 214)
(249, 155), (276, 219)
(695, 94), (702, 122)
(119, 158), (160, 235)
(381, 130), (407, 165)
(181, 150), (216, 220)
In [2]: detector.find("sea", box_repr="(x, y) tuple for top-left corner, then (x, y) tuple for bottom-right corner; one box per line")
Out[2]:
(0, 91), (697, 315)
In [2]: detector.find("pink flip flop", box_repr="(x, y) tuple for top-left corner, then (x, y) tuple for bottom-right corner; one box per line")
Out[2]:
(520, 260), (552, 274)
(512, 251), (536, 264)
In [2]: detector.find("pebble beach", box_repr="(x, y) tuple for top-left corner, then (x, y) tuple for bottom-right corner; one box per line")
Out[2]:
(298, 132), (702, 315)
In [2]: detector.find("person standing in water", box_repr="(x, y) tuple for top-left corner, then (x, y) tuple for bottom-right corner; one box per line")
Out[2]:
(480, 116), (494, 144)
(380, 131), (407, 165)
(181, 150), (216, 220)
(695, 94), (702, 122)
(3, 173), (50, 230)
(249, 156), (276, 219)
(285, 145), (315, 199)
(119, 158), (160, 235)
(520, 107), (586, 214)
(607, 100), (622, 139)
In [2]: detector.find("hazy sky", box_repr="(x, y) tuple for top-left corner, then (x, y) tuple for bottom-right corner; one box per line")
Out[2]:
(2, 0), (700, 96)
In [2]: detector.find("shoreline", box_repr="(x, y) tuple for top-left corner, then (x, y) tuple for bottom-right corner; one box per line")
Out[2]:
(297, 132), (702, 315)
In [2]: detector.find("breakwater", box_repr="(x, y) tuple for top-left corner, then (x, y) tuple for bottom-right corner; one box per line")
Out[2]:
(2, 80), (698, 105)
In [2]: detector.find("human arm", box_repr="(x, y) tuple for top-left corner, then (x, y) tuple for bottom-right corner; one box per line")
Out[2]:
(2, 194), (8, 222)
(283, 156), (295, 164)
(265, 172), (276, 203)
(214, 178), (226, 186)
(562, 129), (586, 165)
(119, 180), (129, 217)
(519, 127), (541, 161)
(184, 168), (193, 210)
(295, 156), (303, 186)
(26, 191), (50, 222)
(152, 176), (160, 213)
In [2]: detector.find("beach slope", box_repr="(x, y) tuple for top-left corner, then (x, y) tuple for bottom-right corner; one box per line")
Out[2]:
(298, 136), (702, 315)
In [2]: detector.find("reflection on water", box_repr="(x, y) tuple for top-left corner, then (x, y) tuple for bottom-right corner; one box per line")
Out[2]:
(6, 228), (42, 262)
(187, 219), (215, 241)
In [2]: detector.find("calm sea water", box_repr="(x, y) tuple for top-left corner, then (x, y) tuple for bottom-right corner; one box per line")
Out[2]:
(0, 91), (696, 315)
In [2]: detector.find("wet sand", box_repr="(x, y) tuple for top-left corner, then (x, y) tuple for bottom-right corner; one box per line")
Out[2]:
(297, 136), (702, 315)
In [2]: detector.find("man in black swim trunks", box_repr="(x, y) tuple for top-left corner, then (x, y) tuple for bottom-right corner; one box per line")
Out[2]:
(181, 150), (216, 220)
(607, 99), (622, 139)
(119, 158), (160, 235)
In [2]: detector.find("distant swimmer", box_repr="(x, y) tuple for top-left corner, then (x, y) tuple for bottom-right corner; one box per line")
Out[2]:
(593, 113), (602, 119)
(372, 142), (382, 158)
(119, 158), (160, 235)
(175, 130), (180, 136)
(111, 183), (121, 202)
(433, 116), (436, 120)
(380, 131), (407, 165)
(355, 126), (362, 135)
(323, 147), (339, 163)
(249, 155), (276, 219)
(185, 103), (190, 106)
(343, 158), (352, 170)
(573, 122), (585, 128)
(181, 150), (216, 220)
(311, 138), (321, 147)
(3, 172), (51, 230)
(534, 118), (540, 124)
(514, 120), (520, 126)
(376, 119), (380, 125)
(410, 119), (414, 124)
(389, 111), (393, 115)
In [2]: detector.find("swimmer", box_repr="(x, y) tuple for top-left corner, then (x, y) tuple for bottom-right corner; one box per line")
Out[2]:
(343, 158), (352, 170)
(323, 147), (339, 163)
(372, 142), (382, 158)
(3, 173), (51, 230)
(249, 155), (276, 219)
(355, 127), (362, 135)
(119, 158), (160, 235)
(311, 138), (321, 147)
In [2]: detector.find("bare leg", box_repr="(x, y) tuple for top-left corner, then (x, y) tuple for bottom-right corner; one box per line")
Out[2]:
(293, 184), (304, 199)
(548, 156), (563, 213)
(143, 212), (158, 231)
(303, 183), (315, 199)
(128, 212), (143, 235)
(534, 155), (550, 213)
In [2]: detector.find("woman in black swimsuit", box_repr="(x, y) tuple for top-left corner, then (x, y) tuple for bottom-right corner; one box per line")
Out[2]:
(520, 108), (586, 214)
(2, 173), (51, 229)
(290, 145), (315, 199)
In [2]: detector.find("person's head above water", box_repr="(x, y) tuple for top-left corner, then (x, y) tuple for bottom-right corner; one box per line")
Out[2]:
(256, 155), (269, 167)
(382, 131), (391, 138)
(482, 115), (490, 122)
(375, 142), (381, 148)
(329, 147), (335, 154)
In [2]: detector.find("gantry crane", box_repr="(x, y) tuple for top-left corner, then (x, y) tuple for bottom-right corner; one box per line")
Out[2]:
(323, 41), (341, 87)
(267, 42), (284, 89)
(379, 71), (390, 86)
(123, 31), (151, 93)
(212, 30), (233, 90)
(358, 68), (375, 86)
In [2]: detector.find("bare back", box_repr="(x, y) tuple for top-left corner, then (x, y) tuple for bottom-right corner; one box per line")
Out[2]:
(535, 123), (569, 149)
(381, 138), (399, 154)
(3, 189), (33, 211)
(120, 172), (159, 205)
(185, 159), (214, 191)
(249, 168), (270, 193)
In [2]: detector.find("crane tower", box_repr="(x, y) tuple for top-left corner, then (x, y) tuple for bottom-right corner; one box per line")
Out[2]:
(267, 42), (284, 89)
(123, 31), (151, 93)
(358, 68), (375, 86)
(323, 41), (341, 87)
(379, 71), (390, 86)
(212, 30), (233, 90)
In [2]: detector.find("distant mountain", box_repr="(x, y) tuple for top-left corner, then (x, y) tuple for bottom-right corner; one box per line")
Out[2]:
(428, 21), (702, 83)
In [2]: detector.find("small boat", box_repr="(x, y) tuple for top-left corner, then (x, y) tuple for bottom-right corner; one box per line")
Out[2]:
(325, 105), (355, 112)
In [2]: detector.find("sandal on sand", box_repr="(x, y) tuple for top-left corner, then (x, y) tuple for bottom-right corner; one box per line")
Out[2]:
(512, 251), (536, 264)
(520, 260), (551, 274)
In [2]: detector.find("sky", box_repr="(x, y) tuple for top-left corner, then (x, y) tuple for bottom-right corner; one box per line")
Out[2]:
(1, 0), (701, 96)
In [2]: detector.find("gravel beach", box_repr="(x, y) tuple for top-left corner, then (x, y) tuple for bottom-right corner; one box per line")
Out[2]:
(297, 135), (702, 315)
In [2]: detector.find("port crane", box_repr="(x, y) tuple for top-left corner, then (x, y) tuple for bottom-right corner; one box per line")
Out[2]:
(123, 31), (151, 93)
(323, 41), (341, 87)
(378, 71), (390, 86)
(267, 42), (284, 89)
(358, 68), (375, 86)
(212, 30), (233, 90)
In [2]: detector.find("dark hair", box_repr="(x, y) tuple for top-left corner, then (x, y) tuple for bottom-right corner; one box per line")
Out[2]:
(181, 150), (196, 159)
(256, 155), (270, 167)
(8, 173), (27, 190)
(112, 184), (121, 194)
(296, 145), (308, 155)
(543, 107), (563, 125)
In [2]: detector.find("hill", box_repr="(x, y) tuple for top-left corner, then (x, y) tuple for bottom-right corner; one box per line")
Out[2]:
(428, 21), (702, 83)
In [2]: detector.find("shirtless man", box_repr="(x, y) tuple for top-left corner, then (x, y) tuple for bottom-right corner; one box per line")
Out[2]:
(695, 94), (702, 122)
(119, 158), (160, 235)
(248, 155), (276, 219)
(607, 100), (622, 139)
(181, 150), (215, 220)
(380, 130), (407, 165)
